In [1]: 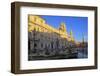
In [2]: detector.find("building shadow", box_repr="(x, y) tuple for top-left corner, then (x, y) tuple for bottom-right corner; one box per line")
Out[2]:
(28, 30), (88, 61)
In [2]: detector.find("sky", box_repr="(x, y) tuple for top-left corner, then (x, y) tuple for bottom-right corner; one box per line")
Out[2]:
(41, 15), (88, 42)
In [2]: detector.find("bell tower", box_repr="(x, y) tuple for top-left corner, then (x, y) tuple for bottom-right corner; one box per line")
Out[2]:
(59, 22), (67, 33)
(70, 30), (74, 41)
(70, 30), (73, 37)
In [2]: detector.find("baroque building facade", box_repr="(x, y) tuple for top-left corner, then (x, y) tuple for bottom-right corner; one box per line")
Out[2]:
(28, 15), (75, 60)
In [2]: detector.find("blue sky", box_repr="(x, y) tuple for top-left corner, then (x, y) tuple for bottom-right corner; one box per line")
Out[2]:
(41, 15), (88, 42)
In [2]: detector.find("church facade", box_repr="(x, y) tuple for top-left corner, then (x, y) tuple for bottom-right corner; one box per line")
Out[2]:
(28, 15), (75, 60)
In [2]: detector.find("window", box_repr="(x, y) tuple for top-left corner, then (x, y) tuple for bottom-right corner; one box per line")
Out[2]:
(34, 17), (36, 22)
(38, 27), (39, 31)
(34, 27), (36, 31)
(34, 43), (37, 47)
(41, 43), (43, 48)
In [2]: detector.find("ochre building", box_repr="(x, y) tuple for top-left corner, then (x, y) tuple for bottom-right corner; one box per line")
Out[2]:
(28, 15), (74, 41)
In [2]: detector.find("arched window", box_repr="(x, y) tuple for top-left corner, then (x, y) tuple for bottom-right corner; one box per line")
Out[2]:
(34, 27), (36, 31)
